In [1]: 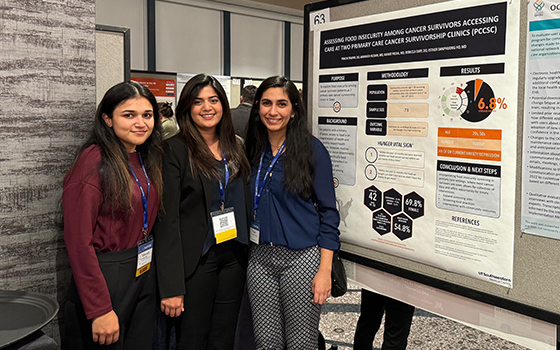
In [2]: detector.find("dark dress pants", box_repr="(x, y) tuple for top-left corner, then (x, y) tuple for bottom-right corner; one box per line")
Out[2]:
(64, 247), (156, 350)
(354, 289), (415, 350)
(233, 285), (255, 350)
(174, 241), (247, 350)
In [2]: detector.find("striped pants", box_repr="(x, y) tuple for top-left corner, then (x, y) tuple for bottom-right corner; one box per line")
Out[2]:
(247, 244), (321, 350)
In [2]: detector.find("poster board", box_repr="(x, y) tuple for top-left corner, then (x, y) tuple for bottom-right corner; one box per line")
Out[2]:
(521, 4), (560, 240)
(176, 73), (232, 106)
(96, 25), (130, 104)
(304, 0), (560, 327)
(131, 71), (177, 109)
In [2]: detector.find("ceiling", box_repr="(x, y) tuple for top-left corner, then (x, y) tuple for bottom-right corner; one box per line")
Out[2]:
(210, 0), (312, 14)
(251, 0), (311, 11)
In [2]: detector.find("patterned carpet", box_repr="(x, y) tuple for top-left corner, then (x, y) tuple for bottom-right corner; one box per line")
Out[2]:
(319, 283), (533, 350)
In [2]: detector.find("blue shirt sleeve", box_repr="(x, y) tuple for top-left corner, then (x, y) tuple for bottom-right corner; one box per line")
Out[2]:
(251, 137), (340, 251)
(311, 137), (341, 251)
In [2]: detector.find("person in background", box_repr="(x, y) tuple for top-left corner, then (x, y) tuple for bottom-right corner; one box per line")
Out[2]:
(63, 81), (163, 349)
(157, 101), (180, 140)
(153, 100), (180, 350)
(154, 74), (251, 350)
(231, 85), (256, 138)
(244, 76), (340, 349)
(353, 289), (415, 350)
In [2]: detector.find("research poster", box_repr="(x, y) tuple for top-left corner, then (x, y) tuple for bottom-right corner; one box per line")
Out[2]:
(177, 73), (232, 105)
(131, 76), (176, 108)
(313, 0), (520, 287)
(521, 1), (560, 239)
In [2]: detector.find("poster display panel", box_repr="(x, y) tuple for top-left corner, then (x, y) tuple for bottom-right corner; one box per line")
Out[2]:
(313, 0), (520, 287)
(177, 73), (232, 104)
(131, 76), (176, 108)
(354, 263), (556, 350)
(521, 1), (560, 239)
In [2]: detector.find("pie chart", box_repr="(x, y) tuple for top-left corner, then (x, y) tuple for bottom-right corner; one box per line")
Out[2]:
(441, 79), (495, 122)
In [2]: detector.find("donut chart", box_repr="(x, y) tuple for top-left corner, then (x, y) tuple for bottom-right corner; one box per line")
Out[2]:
(441, 79), (495, 123)
(441, 86), (468, 118)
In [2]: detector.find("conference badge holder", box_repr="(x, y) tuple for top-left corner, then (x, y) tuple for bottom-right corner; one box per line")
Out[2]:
(211, 207), (237, 244)
(136, 235), (153, 277)
(250, 219), (260, 244)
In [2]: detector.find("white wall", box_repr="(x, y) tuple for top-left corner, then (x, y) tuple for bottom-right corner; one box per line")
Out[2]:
(156, 2), (222, 74)
(231, 14), (283, 78)
(96, 0), (304, 78)
(290, 23), (303, 81)
(96, 0), (146, 70)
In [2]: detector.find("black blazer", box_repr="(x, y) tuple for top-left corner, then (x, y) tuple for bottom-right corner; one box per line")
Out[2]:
(231, 103), (251, 138)
(154, 135), (251, 299)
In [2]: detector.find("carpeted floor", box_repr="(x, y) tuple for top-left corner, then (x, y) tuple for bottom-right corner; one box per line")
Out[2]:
(319, 284), (533, 350)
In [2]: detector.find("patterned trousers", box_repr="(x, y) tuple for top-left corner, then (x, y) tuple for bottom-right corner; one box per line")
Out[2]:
(247, 244), (321, 350)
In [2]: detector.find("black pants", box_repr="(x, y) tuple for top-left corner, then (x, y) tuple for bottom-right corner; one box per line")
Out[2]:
(353, 289), (415, 350)
(64, 246), (156, 350)
(174, 240), (247, 350)
(233, 285), (255, 350)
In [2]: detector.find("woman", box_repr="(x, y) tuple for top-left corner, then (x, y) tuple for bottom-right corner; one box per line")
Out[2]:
(63, 81), (163, 349)
(157, 101), (180, 140)
(154, 74), (251, 349)
(245, 76), (340, 349)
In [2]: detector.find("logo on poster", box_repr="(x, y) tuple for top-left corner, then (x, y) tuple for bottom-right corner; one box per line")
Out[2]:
(534, 0), (545, 16)
(550, 3), (560, 12)
(333, 101), (341, 113)
(478, 271), (512, 284)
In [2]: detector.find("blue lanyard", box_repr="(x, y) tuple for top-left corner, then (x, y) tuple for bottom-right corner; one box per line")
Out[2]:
(129, 153), (150, 236)
(218, 154), (229, 212)
(253, 141), (285, 219)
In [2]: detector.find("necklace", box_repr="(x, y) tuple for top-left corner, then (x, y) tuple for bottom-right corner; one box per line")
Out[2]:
(270, 139), (285, 151)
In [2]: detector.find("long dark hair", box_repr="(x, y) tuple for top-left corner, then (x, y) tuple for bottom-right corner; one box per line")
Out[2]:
(175, 74), (249, 180)
(245, 76), (314, 198)
(78, 81), (163, 212)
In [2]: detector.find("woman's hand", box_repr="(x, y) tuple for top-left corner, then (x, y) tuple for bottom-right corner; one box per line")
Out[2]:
(91, 310), (119, 345)
(312, 268), (332, 305)
(312, 248), (334, 305)
(161, 295), (184, 317)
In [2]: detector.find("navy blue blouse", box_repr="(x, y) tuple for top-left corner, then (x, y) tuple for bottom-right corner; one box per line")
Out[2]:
(202, 159), (249, 255)
(251, 137), (340, 251)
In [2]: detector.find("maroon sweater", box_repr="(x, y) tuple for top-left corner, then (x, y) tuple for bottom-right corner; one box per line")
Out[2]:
(63, 145), (159, 320)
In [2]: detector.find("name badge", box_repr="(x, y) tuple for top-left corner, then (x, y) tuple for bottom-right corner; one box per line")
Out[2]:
(136, 236), (153, 277)
(211, 207), (237, 244)
(250, 220), (260, 244)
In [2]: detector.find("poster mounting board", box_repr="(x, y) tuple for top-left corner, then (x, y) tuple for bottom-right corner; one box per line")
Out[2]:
(304, 0), (560, 332)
